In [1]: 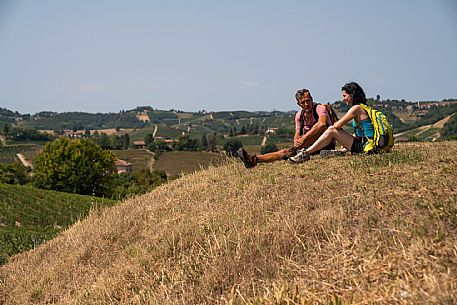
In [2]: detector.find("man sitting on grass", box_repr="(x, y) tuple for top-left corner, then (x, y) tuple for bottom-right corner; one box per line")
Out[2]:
(237, 88), (337, 168)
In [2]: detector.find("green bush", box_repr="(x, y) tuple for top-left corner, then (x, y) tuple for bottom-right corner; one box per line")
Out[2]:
(109, 170), (167, 200)
(0, 162), (29, 185)
(32, 138), (116, 196)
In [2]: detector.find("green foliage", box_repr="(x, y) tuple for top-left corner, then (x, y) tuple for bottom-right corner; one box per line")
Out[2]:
(442, 114), (457, 136)
(0, 162), (30, 185)
(91, 133), (130, 150)
(0, 145), (39, 164)
(175, 135), (200, 151)
(0, 183), (115, 264)
(20, 111), (148, 130)
(32, 138), (116, 196)
(109, 170), (167, 199)
(223, 139), (243, 157)
(200, 134), (209, 151)
(208, 133), (218, 151)
(4, 127), (54, 142)
(144, 133), (154, 146)
(260, 144), (279, 155)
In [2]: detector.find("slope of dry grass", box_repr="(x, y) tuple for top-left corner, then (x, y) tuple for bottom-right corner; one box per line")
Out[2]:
(1, 142), (456, 305)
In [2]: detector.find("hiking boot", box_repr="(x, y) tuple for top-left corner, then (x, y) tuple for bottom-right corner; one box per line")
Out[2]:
(288, 148), (310, 163)
(282, 146), (298, 160)
(319, 150), (346, 158)
(237, 148), (258, 168)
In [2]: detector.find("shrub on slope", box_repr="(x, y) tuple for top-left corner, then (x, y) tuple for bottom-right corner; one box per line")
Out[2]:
(0, 142), (456, 304)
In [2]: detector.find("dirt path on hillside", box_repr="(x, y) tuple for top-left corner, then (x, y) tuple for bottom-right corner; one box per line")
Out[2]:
(142, 149), (155, 171)
(394, 112), (456, 137)
(152, 125), (158, 137)
(433, 112), (456, 128)
(261, 136), (267, 146)
(16, 153), (33, 169)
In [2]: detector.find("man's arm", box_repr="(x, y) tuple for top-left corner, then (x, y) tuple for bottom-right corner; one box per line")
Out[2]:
(294, 114), (328, 148)
(293, 128), (301, 146)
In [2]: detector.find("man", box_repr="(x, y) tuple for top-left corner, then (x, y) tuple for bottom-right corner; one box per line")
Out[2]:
(237, 89), (336, 168)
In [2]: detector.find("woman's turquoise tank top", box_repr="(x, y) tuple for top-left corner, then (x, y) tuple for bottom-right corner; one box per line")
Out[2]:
(352, 119), (374, 139)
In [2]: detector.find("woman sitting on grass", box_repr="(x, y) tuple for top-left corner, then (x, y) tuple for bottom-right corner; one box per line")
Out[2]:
(289, 82), (374, 163)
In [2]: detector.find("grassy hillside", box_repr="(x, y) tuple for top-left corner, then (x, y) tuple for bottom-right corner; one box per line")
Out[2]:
(0, 184), (115, 265)
(0, 142), (456, 304)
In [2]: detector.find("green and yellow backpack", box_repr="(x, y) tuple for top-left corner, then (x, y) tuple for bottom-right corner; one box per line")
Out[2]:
(353, 103), (394, 154)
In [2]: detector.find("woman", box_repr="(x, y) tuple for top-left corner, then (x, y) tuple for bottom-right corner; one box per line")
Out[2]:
(289, 82), (374, 162)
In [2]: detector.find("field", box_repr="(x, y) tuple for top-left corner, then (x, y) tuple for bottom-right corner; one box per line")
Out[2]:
(0, 184), (115, 265)
(153, 151), (227, 177)
(0, 142), (456, 304)
(111, 149), (154, 173)
(128, 127), (157, 141)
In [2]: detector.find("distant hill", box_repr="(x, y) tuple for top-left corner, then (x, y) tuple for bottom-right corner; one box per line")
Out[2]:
(0, 183), (115, 264)
(2, 99), (457, 144)
(1, 142), (456, 304)
(0, 107), (30, 127)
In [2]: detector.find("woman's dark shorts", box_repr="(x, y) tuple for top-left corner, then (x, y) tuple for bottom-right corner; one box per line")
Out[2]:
(351, 137), (364, 154)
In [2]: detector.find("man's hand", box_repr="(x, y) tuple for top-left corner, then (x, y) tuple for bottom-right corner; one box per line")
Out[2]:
(294, 137), (303, 147)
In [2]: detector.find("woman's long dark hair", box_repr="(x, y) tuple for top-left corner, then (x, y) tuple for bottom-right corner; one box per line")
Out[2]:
(341, 82), (366, 105)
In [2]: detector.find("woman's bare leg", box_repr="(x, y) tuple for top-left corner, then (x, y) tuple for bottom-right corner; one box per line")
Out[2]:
(306, 127), (354, 155)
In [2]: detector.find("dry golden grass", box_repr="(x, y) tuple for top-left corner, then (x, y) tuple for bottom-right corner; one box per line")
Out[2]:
(1, 142), (456, 305)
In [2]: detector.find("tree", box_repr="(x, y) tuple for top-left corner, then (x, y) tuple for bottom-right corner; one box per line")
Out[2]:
(144, 133), (154, 146)
(120, 133), (130, 149)
(200, 134), (209, 151)
(32, 137), (116, 196)
(2, 124), (9, 135)
(223, 139), (243, 157)
(176, 135), (199, 151)
(0, 162), (29, 185)
(209, 133), (218, 152)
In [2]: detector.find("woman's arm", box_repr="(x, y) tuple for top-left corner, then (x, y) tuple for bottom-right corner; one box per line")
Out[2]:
(333, 105), (360, 129)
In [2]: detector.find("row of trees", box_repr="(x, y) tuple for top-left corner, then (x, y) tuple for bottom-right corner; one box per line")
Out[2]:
(91, 133), (130, 150)
(2, 125), (55, 142)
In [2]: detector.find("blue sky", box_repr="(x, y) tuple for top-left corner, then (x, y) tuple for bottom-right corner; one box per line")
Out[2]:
(0, 0), (456, 114)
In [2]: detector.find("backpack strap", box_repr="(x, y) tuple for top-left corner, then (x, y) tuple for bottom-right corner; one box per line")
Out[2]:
(324, 104), (339, 125)
(299, 109), (305, 136)
(353, 114), (369, 144)
(312, 103), (319, 123)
